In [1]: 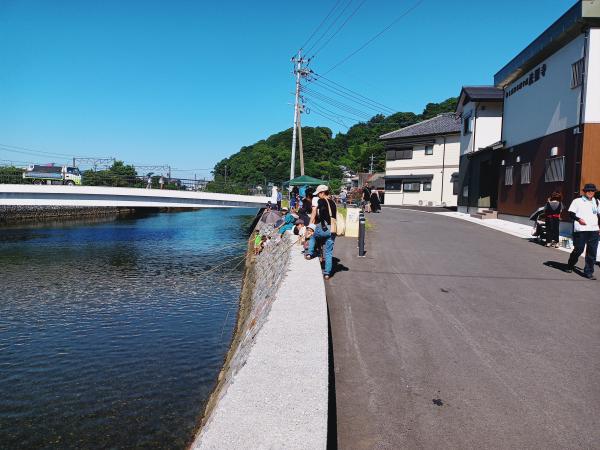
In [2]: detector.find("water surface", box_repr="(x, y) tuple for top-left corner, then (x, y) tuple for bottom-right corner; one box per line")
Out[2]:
(0, 208), (255, 449)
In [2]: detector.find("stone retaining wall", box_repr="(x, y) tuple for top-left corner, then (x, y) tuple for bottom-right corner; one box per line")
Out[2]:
(0, 205), (127, 224)
(191, 229), (294, 437)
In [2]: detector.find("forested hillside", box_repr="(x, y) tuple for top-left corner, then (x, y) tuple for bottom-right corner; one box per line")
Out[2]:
(212, 97), (457, 186)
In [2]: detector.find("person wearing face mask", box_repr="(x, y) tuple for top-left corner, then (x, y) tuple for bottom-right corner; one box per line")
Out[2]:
(566, 184), (600, 280)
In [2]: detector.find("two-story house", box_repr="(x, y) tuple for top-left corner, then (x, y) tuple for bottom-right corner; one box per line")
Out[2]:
(380, 113), (461, 207)
(455, 86), (504, 214)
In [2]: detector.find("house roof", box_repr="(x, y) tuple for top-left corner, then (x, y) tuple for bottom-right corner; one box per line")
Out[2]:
(494, 0), (600, 87)
(379, 113), (461, 141)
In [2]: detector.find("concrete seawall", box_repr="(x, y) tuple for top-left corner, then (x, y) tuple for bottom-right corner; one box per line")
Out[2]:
(0, 205), (127, 224)
(191, 232), (329, 449)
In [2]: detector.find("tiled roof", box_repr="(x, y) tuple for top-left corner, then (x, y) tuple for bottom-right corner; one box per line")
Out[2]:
(461, 86), (504, 103)
(379, 113), (461, 140)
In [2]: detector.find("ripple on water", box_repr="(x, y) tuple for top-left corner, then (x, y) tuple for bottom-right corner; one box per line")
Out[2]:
(0, 209), (254, 449)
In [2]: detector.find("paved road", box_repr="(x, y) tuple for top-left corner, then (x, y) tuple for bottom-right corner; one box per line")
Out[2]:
(326, 208), (600, 450)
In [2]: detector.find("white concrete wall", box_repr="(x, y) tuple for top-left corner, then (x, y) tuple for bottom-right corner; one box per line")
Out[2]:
(475, 103), (503, 149)
(584, 28), (600, 123)
(385, 135), (460, 207)
(502, 34), (585, 147)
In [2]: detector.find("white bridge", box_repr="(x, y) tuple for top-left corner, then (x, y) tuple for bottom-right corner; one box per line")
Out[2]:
(0, 185), (269, 209)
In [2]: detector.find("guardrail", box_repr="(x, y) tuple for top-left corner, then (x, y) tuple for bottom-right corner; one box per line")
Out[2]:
(0, 173), (261, 195)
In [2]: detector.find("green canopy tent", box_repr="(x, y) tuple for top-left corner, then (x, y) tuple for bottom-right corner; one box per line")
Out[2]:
(284, 175), (324, 187)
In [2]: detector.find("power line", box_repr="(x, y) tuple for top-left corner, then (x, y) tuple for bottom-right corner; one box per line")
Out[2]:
(307, 108), (350, 129)
(305, 0), (354, 56)
(323, 0), (426, 74)
(0, 142), (75, 158)
(311, 72), (396, 113)
(299, 0), (344, 51)
(309, 78), (393, 114)
(300, 86), (373, 119)
(311, 0), (368, 58)
(303, 96), (368, 123)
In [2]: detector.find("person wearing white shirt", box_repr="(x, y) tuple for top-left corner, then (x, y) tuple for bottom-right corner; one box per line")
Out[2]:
(271, 186), (279, 210)
(566, 183), (600, 279)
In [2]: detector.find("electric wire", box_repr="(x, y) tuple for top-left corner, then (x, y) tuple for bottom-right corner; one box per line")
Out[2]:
(303, 95), (368, 123)
(304, 0), (354, 56)
(307, 108), (350, 129)
(0, 142), (75, 158)
(308, 78), (393, 114)
(310, 0), (368, 58)
(300, 86), (373, 119)
(299, 0), (344, 52)
(311, 72), (396, 113)
(323, 0), (426, 74)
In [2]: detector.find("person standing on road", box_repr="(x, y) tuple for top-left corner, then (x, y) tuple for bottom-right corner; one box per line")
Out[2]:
(544, 192), (563, 247)
(306, 184), (337, 280)
(362, 183), (372, 213)
(146, 176), (152, 189)
(370, 188), (382, 213)
(566, 183), (599, 279)
(159, 176), (165, 190)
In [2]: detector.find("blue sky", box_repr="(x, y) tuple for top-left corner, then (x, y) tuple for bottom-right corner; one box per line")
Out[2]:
(0, 0), (573, 178)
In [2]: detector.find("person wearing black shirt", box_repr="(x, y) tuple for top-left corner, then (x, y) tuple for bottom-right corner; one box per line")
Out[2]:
(306, 184), (337, 279)
(362, 183), (371, 213)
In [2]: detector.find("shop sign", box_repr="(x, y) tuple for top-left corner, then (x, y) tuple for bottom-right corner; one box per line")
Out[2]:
(505, 63), (547, 98)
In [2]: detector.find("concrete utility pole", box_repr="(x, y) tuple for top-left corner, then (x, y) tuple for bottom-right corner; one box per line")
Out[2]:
(298, 101), (305, 176)
(369, 154), (375, 174)
(290, 50), (310, 180)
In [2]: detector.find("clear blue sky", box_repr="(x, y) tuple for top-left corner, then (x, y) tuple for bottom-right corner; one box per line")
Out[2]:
(0, 0), (573, 178)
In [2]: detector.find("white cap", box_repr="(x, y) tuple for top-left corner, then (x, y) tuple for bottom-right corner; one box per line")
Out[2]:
(315, 184), (329, 195)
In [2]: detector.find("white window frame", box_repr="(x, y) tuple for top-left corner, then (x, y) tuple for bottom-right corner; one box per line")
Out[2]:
(520, 162), (531, 185)
(505, 165), (514, 186)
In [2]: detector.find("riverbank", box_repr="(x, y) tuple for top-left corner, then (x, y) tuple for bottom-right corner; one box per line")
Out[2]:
(191, 222), (329, 449)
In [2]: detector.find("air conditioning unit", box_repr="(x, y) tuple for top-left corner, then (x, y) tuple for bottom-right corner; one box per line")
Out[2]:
(427, 201), (433, 206)
(418, 200), (423, 206)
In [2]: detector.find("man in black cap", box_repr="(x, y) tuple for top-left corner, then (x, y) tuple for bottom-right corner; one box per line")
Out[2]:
(566, 183), (600, 279)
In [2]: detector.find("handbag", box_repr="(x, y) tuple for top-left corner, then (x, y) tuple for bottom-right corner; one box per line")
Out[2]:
(325, 198), (338, 234)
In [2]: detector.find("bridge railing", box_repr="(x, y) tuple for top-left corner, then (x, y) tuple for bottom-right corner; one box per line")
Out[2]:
(0, 172), (263, 196)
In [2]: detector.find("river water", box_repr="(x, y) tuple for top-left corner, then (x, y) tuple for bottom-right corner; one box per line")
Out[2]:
(0, 208), (256, 449)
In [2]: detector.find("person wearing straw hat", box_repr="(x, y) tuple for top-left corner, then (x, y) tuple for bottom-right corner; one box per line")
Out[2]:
(305, 184), (337, 280)
(566, 183), (599, 280)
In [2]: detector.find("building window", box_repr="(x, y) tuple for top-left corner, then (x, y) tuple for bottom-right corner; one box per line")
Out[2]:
(571, 58), (585, 89)
(386, 149), (413, 160)
(403, 182), (421, 192)
(505, 165), (514, 186)
(385, 180), (402, 191)
(463, 115), (472, 135)
(423, 181), (432, 191)
(451, 173), (459, 195)
(425, 145), (433, 155)
(545, 156), (565, 182)
(520, 163), (531, 184)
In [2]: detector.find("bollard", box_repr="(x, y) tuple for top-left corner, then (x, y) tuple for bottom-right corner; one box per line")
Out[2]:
(358, 213), (366, 257)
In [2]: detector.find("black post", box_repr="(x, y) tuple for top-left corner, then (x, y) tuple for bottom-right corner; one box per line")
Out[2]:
(358, 211), (366, 257)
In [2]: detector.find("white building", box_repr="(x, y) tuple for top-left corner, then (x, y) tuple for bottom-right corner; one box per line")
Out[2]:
(492, 0), (600, 221)
(380, 113), (461, 207)
(455, 86), (504, 213)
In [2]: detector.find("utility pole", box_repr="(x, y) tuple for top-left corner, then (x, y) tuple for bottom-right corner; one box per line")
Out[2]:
(290, 50), (310, 180)
(224, 165), (228, 185)
(369, 154), (375, 174)
(297, 100), (305, 176)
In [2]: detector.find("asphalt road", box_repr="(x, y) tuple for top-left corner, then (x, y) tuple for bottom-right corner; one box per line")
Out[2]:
(326, 208), (600, 450)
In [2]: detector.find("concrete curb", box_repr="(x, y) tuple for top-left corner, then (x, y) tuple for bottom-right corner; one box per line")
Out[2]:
(192, 243), (328, 449)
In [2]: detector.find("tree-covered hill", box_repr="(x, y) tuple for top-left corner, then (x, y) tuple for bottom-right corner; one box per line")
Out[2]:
(212, 97), (457, 187)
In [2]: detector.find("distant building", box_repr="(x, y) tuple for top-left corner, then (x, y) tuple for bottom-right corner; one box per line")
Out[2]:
(380, 113), (461, 207)
(455, 86), (504, 213)
(492, 0), (600, 223)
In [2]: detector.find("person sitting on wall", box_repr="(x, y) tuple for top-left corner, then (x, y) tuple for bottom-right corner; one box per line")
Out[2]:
(566, 183), (599, 280)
